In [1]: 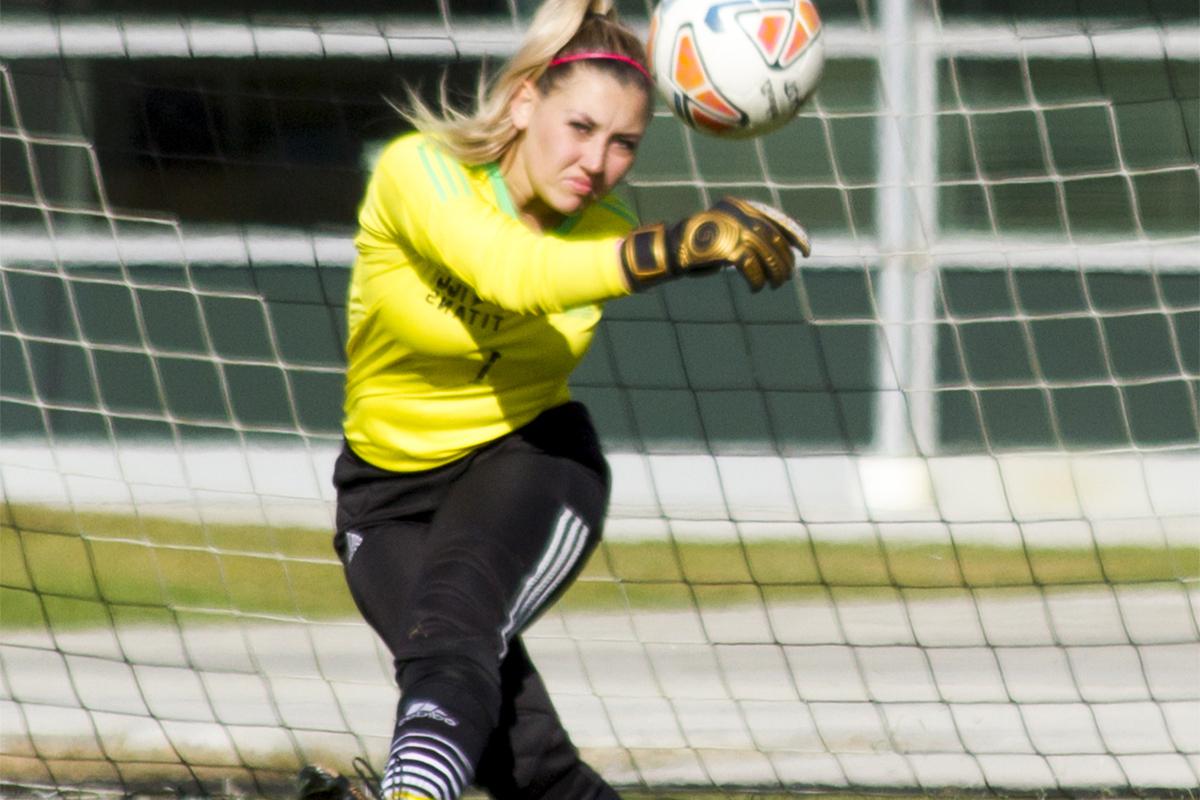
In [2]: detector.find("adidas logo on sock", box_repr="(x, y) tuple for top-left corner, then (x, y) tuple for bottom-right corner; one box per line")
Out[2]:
(399, 700), (458, 728)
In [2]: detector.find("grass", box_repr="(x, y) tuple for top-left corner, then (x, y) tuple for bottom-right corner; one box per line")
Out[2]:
(0, 753), (1078, 799)
(2, 503), (1197, 630)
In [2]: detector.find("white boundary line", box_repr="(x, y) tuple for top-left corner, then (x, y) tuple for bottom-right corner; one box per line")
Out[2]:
(2, 441), (1197, 540)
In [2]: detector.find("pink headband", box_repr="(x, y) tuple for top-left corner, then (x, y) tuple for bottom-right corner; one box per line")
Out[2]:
(547, 51), (653, 83)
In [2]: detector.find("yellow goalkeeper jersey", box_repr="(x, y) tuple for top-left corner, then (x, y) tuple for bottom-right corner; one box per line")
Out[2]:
(343, 132), (637, 472)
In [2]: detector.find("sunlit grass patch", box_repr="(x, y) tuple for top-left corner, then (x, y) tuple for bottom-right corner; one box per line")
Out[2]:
(2, 503), (1196, 629)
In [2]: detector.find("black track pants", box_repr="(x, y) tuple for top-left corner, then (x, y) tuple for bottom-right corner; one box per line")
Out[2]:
(332, 402), (620, 800)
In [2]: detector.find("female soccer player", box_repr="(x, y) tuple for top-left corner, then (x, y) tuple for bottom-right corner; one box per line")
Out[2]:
(303, 0), (810, 797)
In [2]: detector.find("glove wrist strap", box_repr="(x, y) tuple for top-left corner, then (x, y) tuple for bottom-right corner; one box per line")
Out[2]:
(620, 224), (671, 289)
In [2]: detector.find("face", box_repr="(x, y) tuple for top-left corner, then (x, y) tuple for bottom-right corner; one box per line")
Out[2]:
(504, 68), (650, 228)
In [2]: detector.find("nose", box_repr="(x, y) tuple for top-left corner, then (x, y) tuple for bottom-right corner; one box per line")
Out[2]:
(579, 137), (607, 175)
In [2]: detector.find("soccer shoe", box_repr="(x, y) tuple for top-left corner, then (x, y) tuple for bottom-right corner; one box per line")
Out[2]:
(296, 764), (375, 800)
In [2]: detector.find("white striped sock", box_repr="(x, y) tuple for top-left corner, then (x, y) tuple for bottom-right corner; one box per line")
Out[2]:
(382, 730), (472, 800)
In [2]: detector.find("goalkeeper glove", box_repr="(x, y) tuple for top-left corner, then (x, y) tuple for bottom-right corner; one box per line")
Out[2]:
(620, 197), (811, 292)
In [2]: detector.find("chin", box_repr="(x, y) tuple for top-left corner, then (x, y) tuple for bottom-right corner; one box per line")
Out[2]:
(552, 195), (589, 215)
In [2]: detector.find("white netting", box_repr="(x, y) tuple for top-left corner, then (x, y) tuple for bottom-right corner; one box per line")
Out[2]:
(1, 2), (1197, 797)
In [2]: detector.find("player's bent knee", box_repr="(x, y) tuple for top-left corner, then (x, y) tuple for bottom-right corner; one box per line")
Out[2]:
(538, 762), (621, 800)
(498, 759), (619, 800)
(476, 716), (619, 800)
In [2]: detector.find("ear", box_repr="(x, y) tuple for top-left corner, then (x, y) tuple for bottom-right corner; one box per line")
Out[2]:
(509, 79), (538, 131)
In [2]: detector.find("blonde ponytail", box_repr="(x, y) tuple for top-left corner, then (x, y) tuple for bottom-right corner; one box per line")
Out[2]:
(400, 0), (649, 166)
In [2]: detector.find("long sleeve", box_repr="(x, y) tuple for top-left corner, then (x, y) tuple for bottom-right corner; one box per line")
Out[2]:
(356, 136), (631, 314)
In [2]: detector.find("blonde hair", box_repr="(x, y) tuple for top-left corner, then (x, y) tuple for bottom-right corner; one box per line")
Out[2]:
(402, 0), (651, 166)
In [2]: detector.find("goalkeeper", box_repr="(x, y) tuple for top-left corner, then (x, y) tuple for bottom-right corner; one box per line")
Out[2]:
(308, 0), (810, 798)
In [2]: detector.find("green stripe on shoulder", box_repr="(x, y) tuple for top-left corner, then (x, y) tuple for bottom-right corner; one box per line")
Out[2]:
(416, 144), (447, 202)
(432, 148), (471, 198)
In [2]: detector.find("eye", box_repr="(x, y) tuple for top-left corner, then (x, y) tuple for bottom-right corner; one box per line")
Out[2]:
(615, 137), (640, 153)
(569, 120), (592, 134)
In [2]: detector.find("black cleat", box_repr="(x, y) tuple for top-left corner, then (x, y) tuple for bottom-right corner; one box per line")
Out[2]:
(297, 764), (371, 800)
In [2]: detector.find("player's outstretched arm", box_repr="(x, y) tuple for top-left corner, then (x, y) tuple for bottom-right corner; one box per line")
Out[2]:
(620, 197), (811, 292)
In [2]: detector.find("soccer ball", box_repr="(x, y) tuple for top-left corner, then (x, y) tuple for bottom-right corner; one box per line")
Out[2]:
(648, 0), (825, 139)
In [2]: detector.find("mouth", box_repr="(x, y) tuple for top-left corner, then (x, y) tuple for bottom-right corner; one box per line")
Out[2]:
(566, 177), (595, 197)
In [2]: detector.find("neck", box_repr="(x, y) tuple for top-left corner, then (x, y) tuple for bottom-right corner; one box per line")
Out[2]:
(499, 146), (563, 234)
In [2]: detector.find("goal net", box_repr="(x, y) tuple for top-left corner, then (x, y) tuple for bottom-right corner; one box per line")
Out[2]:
(1, 0), (1197, 796)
